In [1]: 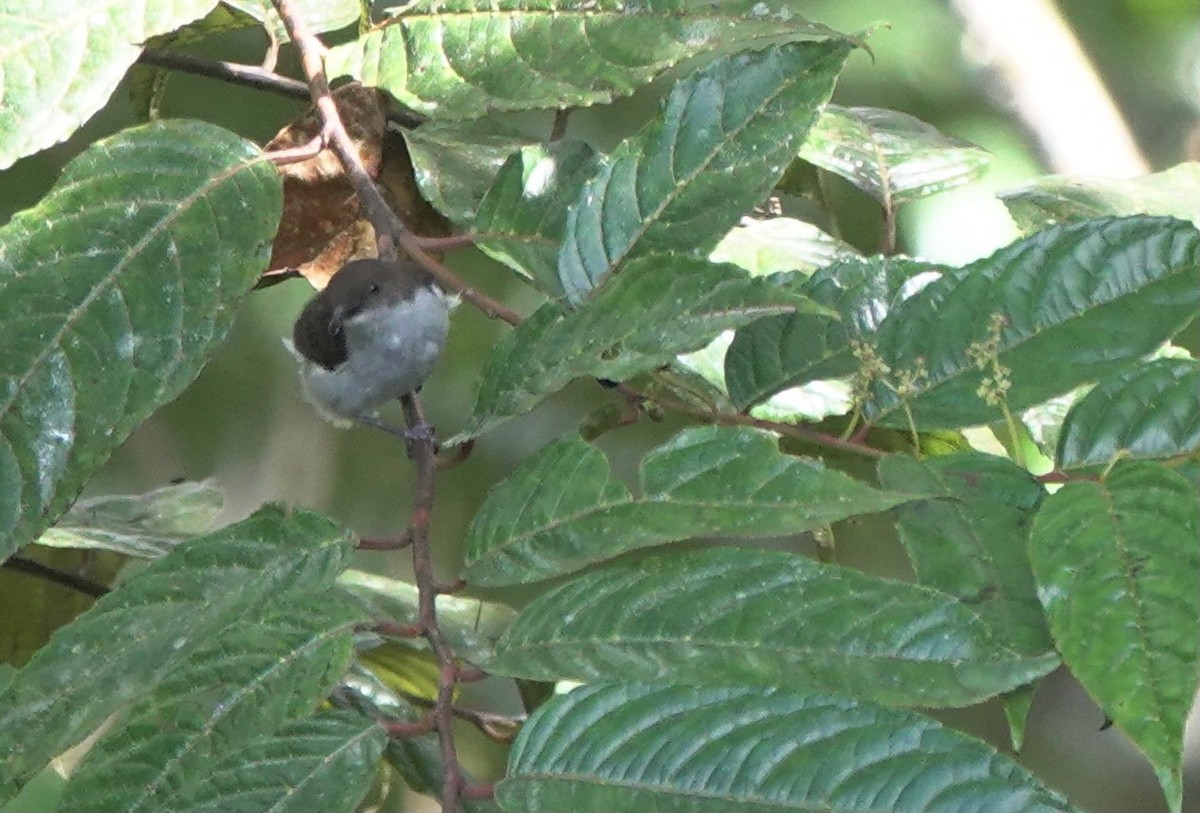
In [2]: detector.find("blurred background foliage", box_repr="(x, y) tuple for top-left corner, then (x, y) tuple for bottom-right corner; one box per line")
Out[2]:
(0, 1), (1197, 811)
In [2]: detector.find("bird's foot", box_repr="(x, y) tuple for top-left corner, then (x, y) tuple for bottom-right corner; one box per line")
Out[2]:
(355, 415), (438, 453)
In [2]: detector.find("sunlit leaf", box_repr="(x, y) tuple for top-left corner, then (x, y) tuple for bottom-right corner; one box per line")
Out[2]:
(399, 118), (540, 224)
(475, 141), (597, 297)
(35, 481), (223, 558)
(1001, 162), (1200, 233)
(799, 105), (990, 207)
(558, 40), (850, 302)
(327, 0), (850, 120)
(709, 216), (859, 277)
(221, 0), (361, 38)
(864, 217), (1200, 429)
(0, 0), (229, 168)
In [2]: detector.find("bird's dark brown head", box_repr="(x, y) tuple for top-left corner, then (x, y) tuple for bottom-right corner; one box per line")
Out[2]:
(292, 259), (435, 370)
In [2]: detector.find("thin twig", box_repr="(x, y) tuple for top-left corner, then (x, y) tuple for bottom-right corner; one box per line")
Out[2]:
(1036, 469), (1097, 484)
(2, 556), (109, 599)
(436, 439), (475, 470)
(398, 392), (468, 811)
(456, 666), (489, 683)
(252, 266), (302, 289)
(878, 199), (897, 255)
(371, 621), (423, 638)
(399, 234), (479, 252)
(395, 689), (526, 744)
(356, 531), (413, 551)
(136, 48), (425, 128)
(400, 241), (523, 325)
(139, 48), (312, 101)
(436, 577), (467, 594)
(264, 133), (326, 165)
(462, 782), (497, 801)
(383, 714), (437, 737)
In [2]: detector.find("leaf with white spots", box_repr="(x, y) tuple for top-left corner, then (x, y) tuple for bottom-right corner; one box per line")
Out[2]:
(0, 121), (282, 561)
(325, 0), (851, 121)
(0, 0), (226, 168)
(799, 105), (991, 207)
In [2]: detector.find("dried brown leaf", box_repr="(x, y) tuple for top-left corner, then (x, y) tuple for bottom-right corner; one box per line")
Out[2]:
(265, 83), (450, 290)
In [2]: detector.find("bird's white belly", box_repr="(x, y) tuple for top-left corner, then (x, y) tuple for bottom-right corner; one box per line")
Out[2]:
(300, 286), (450, 421)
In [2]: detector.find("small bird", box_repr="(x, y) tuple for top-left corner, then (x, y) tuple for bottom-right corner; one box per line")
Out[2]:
(287, 258), (451, 432)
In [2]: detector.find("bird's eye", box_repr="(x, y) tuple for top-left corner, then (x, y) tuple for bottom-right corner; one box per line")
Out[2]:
(368, 283), (381, 294)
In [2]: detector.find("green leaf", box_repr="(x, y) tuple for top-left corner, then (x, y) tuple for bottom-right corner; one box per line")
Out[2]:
(221, 0), (362, 38)
(0, 121), (282, 561)
(0, 0), (228, 168)
(499, 683), (1080, 813)
(725, 256), (940, 409)
(35, 481), (223, 558)
(709, 216), (860, 277)
(337, 569), (517, 663)
(864, 217), (1200, 429)
(558, 40), (851, 303)
(878, 452), (1054, 748)
(1001, 161), (1200, 233)
(878, 452), (1052, 656)
(475, 141), (597, 297)
(799, 105), (991, 207)
(464, 426), (917, 586)
(1056, 359), (1200, 470)
(157, 712), (386, 813)
(0, 506), (350, 800)
(1000, 684), (1040, 754)
(400, 118), (539, 224)
(487, 547), (1059, 707)
(326, 0), (849, 121)
(0, 763), (66, 813)
(60, 593), (361, 813)
(1029, 462), (1200, 813)
(455, 255), (827, 440)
